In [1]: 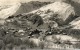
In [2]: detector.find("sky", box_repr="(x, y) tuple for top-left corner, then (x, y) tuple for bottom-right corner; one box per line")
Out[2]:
(0, 0), (54, 5)
(0, 0), (80, 5)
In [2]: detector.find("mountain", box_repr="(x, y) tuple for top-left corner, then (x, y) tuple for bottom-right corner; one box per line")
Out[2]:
(0, 1), (51, 19)
(65, 0), (80, 29)
(0, 3), (21, 19)
(1, 1), (80, 49)
(64, 0), (80, 16)
(26, 1), (75, 26)
(13, 1), (51, 15)
(69, 16), (80, 29)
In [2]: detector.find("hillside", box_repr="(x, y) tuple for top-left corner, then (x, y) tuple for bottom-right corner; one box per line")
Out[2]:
(0, 3), (21, 19)
(0, 1), (51, 19)
(0, 1), (80, 50)
(27, 2), (75, 26)
(53, 0), (80, 16)
(13, 1), (51, 15)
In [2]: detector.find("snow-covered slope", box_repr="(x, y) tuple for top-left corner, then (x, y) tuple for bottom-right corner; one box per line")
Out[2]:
(0, 3), (21, 19)
(28, 2), (75, 25)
